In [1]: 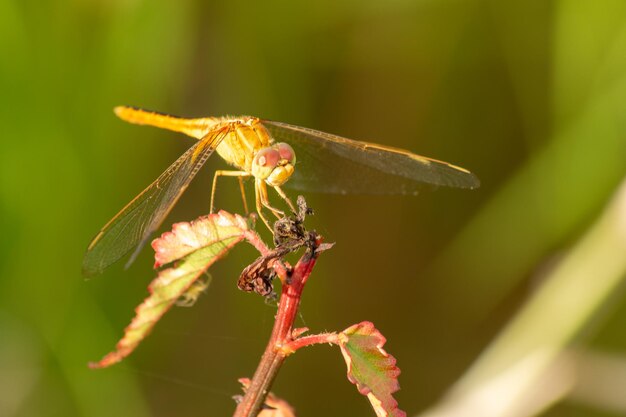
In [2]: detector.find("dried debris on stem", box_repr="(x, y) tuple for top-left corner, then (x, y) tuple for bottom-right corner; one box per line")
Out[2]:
(238, 196), (331, 297)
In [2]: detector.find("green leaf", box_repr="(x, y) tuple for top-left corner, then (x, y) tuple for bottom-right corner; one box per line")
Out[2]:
(90, 211), (249, 368)
(338, 322), (406, 417)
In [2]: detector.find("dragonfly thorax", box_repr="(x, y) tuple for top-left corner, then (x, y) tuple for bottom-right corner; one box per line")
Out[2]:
(251, 143), (296, 186)
(214, 117), (269, 171)
(215, 118), (295, 185)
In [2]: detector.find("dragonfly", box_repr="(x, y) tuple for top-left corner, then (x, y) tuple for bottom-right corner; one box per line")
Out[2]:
(82, 106), (479, 276)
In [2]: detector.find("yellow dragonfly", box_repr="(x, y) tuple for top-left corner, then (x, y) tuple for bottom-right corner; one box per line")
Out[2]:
(82, 106), (479, 276)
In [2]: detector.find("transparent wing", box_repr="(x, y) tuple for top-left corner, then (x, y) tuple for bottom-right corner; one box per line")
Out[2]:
(82, 127), (230, 276)
(262, 121), (479, 195)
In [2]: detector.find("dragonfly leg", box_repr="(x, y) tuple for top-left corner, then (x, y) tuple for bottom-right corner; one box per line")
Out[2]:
(210, 170), (250, 214)
(255, 180), (274, 231)
(273, 186), (296, 213)
(238, 177), (249, 214)
(258, 181), (284, 219)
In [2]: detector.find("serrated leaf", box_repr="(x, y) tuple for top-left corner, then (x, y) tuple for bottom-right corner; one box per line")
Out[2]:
(338, 321), (406, 417)
(90, 211), (249, 368)
(153, 211), (250, 267)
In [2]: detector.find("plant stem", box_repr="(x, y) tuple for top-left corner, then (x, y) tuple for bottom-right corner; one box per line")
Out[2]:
(280, 332), (340, 354)
(233, 238), (322, 417)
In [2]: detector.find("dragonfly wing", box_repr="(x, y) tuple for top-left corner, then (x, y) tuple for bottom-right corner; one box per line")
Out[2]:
(82, 127), (230, 276)
(262, 121), (479, 195)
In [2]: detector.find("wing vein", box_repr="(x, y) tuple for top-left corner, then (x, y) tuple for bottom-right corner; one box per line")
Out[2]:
(83, 126), (230, 276)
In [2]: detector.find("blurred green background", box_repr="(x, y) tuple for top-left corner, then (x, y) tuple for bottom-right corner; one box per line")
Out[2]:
(2, 1), (626, 416)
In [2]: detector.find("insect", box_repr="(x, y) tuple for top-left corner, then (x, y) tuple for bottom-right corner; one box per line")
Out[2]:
(82, 106), (479, 276)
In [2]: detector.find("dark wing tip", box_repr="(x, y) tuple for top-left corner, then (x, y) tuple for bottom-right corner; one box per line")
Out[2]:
(81, 259), (102, 278)
(433, 162), (481, 190)
(463, 170), (481, 190)
(81, 239), (124, 278)
(81, 235), (108, 277)
(81, 238), (145, 278)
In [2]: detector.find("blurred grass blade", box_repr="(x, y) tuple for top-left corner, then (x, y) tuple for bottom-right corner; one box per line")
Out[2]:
(569, 350), (626, 414)
(420, 177), (626, 417)
(426, 0), (626, 329)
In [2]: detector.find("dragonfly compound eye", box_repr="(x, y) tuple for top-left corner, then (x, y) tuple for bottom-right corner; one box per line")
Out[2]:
(252, 147), (282, 180)
(276, 142), (296, 165)
(254, 147), (280, 168)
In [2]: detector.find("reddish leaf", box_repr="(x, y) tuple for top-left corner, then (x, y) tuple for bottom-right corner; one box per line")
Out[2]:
(338, 321), (406, 417)
(90, 211), (249, 368)
(153, 211), (251, 267)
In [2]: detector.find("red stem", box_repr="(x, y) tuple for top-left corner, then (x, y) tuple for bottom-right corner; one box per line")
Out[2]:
(233, 239), (321, 417)
(280, 332), (340, 354)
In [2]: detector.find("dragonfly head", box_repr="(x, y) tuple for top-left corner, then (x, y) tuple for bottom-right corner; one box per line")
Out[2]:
(252, 142), (296, 186)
